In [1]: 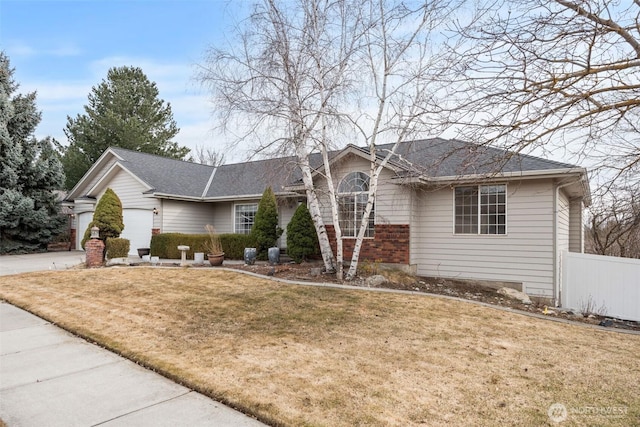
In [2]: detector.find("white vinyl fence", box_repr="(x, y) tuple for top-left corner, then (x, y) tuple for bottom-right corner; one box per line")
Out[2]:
(562, 251), (640, 322)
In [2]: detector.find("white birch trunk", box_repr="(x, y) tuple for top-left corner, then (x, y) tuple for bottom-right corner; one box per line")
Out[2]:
(345, 150), (385, 279)
(296, 146), (336, 273)
(321, 141), (343, 280)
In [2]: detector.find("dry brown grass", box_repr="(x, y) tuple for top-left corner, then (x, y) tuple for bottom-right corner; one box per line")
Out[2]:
(1, 268), (639, 426)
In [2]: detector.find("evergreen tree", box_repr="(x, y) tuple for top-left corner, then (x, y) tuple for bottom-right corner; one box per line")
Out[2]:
(62, 66), (189, 189)
(287, 203), (320, 263)
(81, 188), (124, 249)
(0, 53), (66, 254)
(251, 187), (283, 259)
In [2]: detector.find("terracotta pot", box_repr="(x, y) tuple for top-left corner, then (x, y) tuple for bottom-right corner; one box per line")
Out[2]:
(207, 253), (224, 266)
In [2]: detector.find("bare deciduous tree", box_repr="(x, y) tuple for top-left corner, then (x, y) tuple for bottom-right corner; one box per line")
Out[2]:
(341, 0), (460, 279)
(199, 0), (460, 280)
(586, 189), (640, 259)
(190, 145), (226, 166)
(449, 0), (640, 192)
(199, 0), (364, 274)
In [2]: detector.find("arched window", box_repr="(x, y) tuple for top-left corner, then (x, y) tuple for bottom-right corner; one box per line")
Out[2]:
(338, 172), (374, 238)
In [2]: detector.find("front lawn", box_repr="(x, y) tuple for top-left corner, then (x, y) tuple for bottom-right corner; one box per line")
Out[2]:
(1, 268), (638, 426)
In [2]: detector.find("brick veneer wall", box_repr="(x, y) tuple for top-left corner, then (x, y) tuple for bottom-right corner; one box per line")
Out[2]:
(69, 228), (76, 250)
(85, 238), (105, 268)
(325, 224), (410, 264)
(152, 228), (161, 235)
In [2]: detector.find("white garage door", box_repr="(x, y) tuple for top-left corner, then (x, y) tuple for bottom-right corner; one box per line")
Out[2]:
(121, 209), (153, 256)
(76, 212), (93, 250)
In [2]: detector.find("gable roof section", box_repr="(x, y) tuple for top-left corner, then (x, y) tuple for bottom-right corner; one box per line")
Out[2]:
(85, 161), (153, 197)
(109, 147), (214, 198)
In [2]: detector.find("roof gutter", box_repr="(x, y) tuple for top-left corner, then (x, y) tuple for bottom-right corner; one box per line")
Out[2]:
(414, 167), (587, 184)
(150, 191), (300, 202)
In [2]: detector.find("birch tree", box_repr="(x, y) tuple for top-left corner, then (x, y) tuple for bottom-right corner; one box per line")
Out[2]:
(200, 0), (460, 279)
(341, 0), (460, 279)
(199, 0), (365, 274)
(448, 0), (640, 192)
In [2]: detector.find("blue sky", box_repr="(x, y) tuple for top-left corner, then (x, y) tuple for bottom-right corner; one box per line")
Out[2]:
(1, 0), (249, 159)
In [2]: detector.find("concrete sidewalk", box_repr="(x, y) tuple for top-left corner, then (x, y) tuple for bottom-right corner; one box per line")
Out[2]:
(0, 303), (265, 427)
(0, 252), (266, 427)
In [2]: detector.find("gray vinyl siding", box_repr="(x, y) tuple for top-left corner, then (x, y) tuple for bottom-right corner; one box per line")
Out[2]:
(162, 200), (213, 234)
(159, 198), (295, 244)
(412, 179), (556, 298)
(409, 185), (422, 268)
(315, 154), (411, 225)
(211, 202), (234, 234)
(156, 200), (248, 234)
(96, 169), (155, 210)
(557, 190), (570, 255)
(569, 198), (583, 253)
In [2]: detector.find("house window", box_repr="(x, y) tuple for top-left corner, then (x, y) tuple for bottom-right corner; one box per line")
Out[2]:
(234, 203), (258, 234)
(338, 172), (374, 238)
(455, 184), (506, 235)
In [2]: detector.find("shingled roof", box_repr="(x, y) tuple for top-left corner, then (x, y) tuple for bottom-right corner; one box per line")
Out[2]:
(103, 139), (581, 200)
(110, 148), (214, 197)
(376, 138), (577, 178)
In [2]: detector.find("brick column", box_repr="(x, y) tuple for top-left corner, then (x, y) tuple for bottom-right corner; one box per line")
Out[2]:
(85, 226), (105, 268)
(69, 228), (77, 250)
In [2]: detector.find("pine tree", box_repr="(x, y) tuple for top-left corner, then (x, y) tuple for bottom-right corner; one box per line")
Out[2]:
(286, 204), (320, 263)
(0, 53), (66, 254)
(251, 187), (283, 259)
(62, 66), (189, 189)
(81, 188), (124, 249)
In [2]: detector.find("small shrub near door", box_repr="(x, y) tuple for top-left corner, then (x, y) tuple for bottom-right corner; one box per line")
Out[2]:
(81, 188), (125, 249)
(106, 238), (130, 258)
(287, 204), (320, 263)
(252, 187), (283, 260)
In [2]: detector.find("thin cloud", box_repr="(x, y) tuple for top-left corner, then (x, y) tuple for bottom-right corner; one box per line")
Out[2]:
(5, 40), (82, 58)
(5, 41), (37, 57)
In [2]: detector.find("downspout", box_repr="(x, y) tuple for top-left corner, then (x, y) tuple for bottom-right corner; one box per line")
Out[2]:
(553, 178), (583, 307)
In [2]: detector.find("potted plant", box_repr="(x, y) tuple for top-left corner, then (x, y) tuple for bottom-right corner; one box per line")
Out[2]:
(204, 224), (224, 266)
(137, 247), (150, 258)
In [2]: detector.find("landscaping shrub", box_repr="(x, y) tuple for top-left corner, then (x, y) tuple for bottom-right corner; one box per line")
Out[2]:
(81, 188), (124, 249)
(150, 233), (257, 260)
(287, 204), (320, 263)
(106, 238), (130, 258)
(220, 233), (258, 259)
(251, 187), (283, 260)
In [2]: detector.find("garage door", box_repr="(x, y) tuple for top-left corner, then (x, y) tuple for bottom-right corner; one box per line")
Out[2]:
(76, 212), (93, 250)
(121, 209), (153, 256)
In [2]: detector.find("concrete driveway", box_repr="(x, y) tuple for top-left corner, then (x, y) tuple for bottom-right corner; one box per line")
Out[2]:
(0, 251), (86, 276)
(0, 252), (266, 427)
